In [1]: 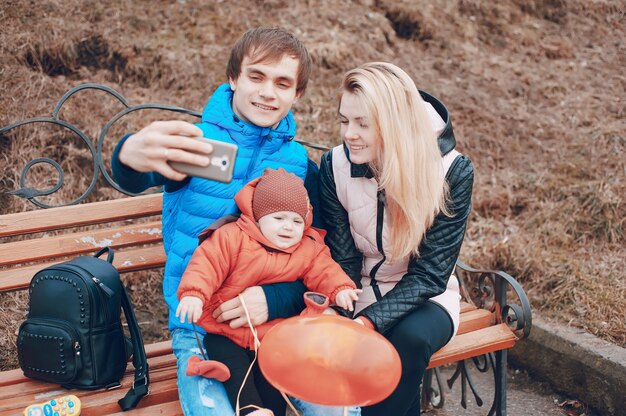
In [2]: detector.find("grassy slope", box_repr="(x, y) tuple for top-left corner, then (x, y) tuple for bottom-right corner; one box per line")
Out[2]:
(0, 0), (623, 370)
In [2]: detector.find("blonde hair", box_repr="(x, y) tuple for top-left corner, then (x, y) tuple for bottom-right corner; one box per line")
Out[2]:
(340, 62), (449, 261)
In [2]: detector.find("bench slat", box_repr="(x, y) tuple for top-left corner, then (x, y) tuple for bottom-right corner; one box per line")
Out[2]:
(0, 377), (179, 415)
(456, 308), (495, 335)
(0, 194), (162, 238)
(427, 323), (517, 369)
(0, 246), (166, 291)
(0, 221), (162, 266)
(83, 378), (179, 415)
(460, 301), (475, 313)
(0, 363), (177, 413)
(0, 355), (176, 401)
(109, 401), (184, 415)
(0, 340), (173, 387)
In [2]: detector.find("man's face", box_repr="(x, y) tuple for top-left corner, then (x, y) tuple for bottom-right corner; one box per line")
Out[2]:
(229, 55), (300, 128)
(257, 211), (305, 249)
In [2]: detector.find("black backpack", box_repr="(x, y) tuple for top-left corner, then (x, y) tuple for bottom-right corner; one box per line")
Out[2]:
(17, 247), (149, 411)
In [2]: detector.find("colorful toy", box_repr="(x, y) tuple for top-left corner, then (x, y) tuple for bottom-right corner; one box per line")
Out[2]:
(23, 394), (81, 416)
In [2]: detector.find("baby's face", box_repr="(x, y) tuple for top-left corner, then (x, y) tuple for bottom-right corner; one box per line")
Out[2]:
(257, 211), (305, 249)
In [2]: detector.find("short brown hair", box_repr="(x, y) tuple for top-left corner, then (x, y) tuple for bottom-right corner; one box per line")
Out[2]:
(227, 27), (312, 96)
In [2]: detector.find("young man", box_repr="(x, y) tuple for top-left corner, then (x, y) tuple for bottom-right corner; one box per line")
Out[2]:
(112, 28), (354, 416)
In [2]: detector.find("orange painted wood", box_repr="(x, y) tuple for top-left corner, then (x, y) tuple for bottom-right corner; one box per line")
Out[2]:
(460, 301), (476, 313)
(456, 308), (495, 335)
(0, 354), (176, 401)
(0, 221), (162, 266)
(427, 323), (517, 369)
(81, 378), (178, 415)
(0, 343), (174, 389)
(0, 194), (162, 237)
(0, 376), (178, 415)
(0, 368), (22, 387)
(0, 245), (166, 291)
(108, 400), (184, 416)
(145, 340), (173, 359)
(0, 361), (177, 413)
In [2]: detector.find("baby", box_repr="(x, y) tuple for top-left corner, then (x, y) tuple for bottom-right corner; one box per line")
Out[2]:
(177, 168), (360, 416)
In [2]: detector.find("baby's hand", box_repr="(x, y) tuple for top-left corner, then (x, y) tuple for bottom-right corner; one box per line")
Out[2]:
(335, 288), (362, 312)
(176, 296), (204, 323)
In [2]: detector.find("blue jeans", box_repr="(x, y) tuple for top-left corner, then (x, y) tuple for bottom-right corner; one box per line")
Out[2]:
(173, 328), (359, 415)
(172, 328), (234, 415)
(290, 397), (361, 416)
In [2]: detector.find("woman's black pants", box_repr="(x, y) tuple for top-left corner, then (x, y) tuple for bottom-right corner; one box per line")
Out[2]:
(361, 301), (453, 416)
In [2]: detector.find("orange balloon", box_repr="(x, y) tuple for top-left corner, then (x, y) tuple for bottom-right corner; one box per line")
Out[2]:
(258, 314), (401, 406)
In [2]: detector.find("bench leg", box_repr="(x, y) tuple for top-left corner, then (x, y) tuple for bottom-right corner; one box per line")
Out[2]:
(421, 368), (445, 410)
(493, 349), (507, 416)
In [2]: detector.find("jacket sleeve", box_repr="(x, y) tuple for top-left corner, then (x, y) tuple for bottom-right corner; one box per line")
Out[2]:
(357, 156), (474, 334)
(177, 227), (235, 304)
(304, 158), (325, 229)
(318, 151), (363, 286)
(263, 281), (307, 320)
(261, 280), (307, 321)
(300, 243), (357, 303)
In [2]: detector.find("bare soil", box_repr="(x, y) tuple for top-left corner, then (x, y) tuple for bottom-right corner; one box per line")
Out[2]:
(0, 0), (624, 371)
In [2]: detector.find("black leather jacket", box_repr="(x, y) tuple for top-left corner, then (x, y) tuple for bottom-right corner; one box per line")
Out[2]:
(319, 91), (474, 334)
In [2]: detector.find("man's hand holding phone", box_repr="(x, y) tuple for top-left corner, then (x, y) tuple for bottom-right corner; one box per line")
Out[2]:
(169, 137), (237, 183)
(119, 120), (214, 181)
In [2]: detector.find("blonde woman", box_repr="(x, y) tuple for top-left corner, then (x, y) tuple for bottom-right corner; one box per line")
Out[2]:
(319, 62), (474, 415)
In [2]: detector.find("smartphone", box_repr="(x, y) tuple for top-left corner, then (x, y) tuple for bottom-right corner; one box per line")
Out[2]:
(168, 137), (238, 183)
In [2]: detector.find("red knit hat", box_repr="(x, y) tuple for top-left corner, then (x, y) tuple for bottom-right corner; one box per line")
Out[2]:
(252, 168), (310, 222)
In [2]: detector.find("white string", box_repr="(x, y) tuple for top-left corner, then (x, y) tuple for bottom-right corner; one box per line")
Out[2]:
(234, 294), (301, 416)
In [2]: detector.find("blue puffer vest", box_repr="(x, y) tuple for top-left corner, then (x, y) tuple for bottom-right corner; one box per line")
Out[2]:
(162, 84), (308, 331)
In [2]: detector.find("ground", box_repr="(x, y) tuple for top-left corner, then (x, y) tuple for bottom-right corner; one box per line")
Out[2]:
(0, 0), (624, 373)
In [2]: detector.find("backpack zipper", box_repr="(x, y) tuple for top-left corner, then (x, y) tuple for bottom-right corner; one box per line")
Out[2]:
(52, 264), (109, 325)
(92, 277), (114, 298)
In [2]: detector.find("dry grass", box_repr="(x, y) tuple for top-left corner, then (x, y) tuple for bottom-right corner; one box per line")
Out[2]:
(0, 0), (624, 370)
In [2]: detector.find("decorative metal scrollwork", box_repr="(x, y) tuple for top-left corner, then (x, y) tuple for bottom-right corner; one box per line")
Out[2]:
(456, 259), (532, 340)
(422, 260), (532, 414)
(0, 83), (200, 208)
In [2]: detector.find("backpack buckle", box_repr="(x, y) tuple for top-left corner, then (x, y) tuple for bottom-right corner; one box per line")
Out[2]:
(133, 376), (150, 396)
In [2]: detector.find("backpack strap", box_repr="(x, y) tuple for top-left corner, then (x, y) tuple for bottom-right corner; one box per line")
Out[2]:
(117, 284), (150, 410)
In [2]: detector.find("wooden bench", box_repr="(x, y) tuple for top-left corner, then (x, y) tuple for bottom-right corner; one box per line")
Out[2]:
(0, 193), (532, 415)
(0, 84), (532, 415)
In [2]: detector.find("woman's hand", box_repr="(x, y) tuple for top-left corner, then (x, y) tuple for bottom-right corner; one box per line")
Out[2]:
(176, 296), (204, 323)
(334, 288), (362, 312)
(213, 286), (269, 328)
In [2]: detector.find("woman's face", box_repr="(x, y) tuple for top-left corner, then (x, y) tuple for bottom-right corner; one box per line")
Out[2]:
(339, 92), (381, 165)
